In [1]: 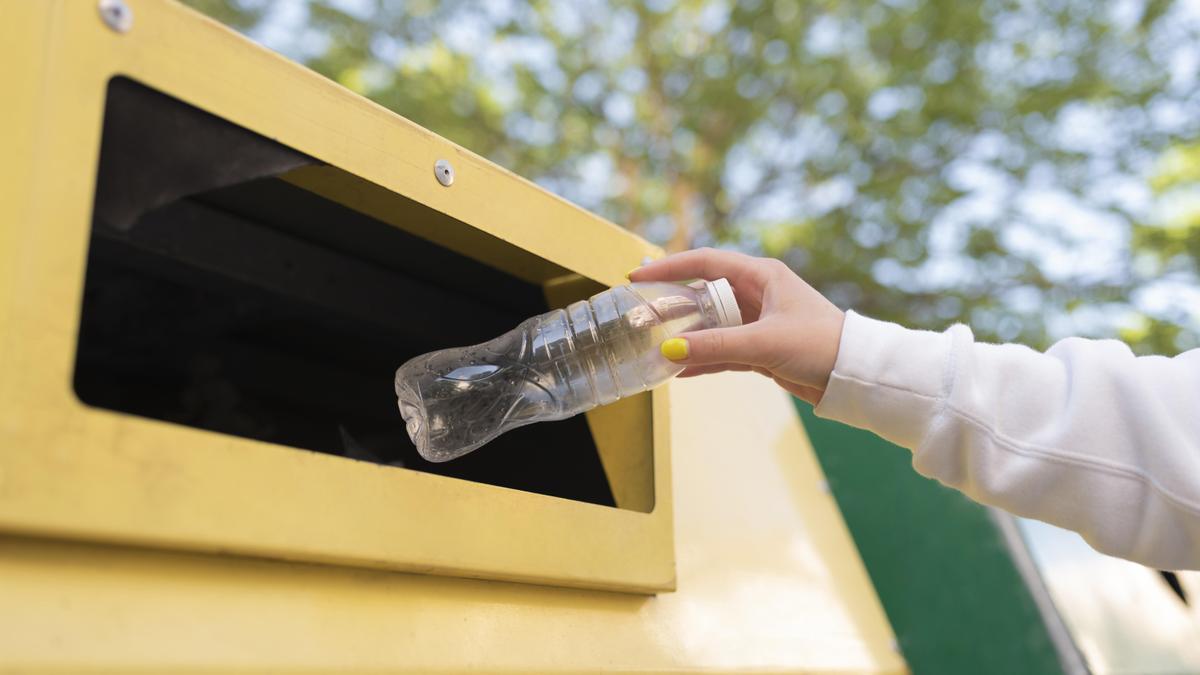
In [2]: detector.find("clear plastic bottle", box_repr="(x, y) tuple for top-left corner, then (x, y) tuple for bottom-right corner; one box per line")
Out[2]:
(394, 278), (742, 462)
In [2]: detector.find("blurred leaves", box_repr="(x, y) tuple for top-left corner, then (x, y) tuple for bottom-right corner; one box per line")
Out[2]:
(184, 0), (268, 30)
(183, 0), (1200, 354)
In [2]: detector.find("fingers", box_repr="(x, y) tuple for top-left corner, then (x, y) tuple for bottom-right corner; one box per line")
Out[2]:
(677, 363), (753, 378)
(675, 359), (822, 404)
(660, 325), (766, 367)
(630, 247), (772, 290)
(630, 248), (776, 322)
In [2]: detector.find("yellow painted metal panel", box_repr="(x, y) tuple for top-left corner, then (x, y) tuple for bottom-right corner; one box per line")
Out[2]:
(0, 2), (905, 670)
(0, 373), (905, 674)
(583, 393), (657, 513)
(544, 273), (656, 513)
(0, 0), (672, 593)
(283, 165), (576, 286)
(0, 2), (52, 350)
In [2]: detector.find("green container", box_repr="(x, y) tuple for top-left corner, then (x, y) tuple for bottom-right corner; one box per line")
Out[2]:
(797, 401), (1065, 675)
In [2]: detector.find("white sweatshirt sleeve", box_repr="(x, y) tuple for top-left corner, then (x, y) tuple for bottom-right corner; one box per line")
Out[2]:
(813, 310), (1200, 570)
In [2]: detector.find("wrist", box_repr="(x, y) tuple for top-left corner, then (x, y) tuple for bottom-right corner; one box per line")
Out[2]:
(816, 309), (846, 389)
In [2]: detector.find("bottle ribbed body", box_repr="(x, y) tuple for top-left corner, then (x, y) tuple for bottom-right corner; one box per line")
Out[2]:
(395, 280), (735, 462)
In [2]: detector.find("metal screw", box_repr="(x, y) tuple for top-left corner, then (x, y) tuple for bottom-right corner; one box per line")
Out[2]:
(434, 159), (455, 187)
(98, 0), (133, 33)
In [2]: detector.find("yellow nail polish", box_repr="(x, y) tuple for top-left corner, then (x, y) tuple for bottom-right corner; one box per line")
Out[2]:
(661, 338), (689, 361)
(625, 267), (640, 280)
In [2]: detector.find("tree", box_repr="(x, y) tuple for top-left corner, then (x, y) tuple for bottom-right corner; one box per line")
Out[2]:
(184, 0), (1200, 353)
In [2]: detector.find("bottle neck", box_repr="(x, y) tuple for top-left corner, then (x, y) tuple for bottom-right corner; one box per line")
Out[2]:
(691, 279), (742, 328)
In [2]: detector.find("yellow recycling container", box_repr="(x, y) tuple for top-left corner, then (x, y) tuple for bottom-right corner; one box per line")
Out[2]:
(0, 1), (905, 672)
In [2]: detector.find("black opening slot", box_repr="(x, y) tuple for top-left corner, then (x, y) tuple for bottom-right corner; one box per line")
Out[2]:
(75, 77), (617, 508)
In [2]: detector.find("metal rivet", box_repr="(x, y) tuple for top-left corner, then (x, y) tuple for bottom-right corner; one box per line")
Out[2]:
(434, 159), (455, 187)
(98, 0), (133, 33)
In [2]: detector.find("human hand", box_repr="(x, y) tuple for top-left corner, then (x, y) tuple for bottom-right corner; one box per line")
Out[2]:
(629, 248), (845, 405)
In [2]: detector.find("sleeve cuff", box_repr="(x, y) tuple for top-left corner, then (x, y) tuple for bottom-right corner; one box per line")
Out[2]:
(813, 311), (959, 450)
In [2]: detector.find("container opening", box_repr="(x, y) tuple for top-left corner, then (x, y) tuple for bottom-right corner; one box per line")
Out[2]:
(75, 76), (620, 509)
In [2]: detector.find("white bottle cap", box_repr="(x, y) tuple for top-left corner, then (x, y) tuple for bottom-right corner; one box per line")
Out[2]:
(705, 277), (743, 328)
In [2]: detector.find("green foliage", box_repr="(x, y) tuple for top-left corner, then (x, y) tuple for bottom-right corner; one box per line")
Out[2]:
(182, 0), (267, 30)
(182, 0), (1200, 354)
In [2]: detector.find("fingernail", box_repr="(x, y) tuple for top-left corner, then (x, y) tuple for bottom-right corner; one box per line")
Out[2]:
(661, 338), (689, 361)
(625, 266), (640, 280)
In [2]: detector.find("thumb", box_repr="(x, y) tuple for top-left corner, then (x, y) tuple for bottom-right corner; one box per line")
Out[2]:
(660, 325), (766, 367)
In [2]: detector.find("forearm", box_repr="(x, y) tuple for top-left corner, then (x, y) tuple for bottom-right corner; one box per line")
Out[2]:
(815, 311), (1200, 569)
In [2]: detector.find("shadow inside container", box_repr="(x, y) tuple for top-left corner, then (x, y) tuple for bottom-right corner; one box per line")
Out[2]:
(75, 76), (618, 509)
